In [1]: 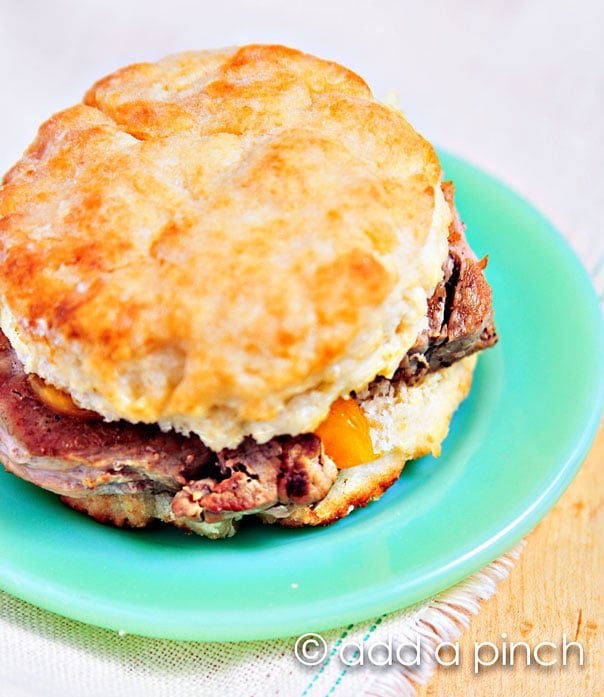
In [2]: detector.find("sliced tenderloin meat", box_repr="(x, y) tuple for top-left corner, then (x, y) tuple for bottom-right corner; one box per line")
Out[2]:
(394, 181), (498, 385)
(171, 434), (337, 523)
(0, 332), (213, 497)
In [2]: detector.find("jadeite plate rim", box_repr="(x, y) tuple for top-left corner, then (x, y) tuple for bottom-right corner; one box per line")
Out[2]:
(0, 151), (602, 642)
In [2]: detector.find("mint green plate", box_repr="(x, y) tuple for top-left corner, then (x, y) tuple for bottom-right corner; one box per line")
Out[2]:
(0, 153), (602, 641)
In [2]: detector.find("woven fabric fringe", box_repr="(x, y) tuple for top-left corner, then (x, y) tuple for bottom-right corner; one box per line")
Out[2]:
(361, 541), (526, 697)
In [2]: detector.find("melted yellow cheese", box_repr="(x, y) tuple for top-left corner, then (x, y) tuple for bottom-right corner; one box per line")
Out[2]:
(315, 396), (376, 468)
(27, 374), (99, 419)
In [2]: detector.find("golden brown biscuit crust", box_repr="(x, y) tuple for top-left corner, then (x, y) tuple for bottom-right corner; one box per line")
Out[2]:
(0, 45), (449, 449)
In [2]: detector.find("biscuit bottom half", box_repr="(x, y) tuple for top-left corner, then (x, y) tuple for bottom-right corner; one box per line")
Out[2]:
(61, 355), (477, 538)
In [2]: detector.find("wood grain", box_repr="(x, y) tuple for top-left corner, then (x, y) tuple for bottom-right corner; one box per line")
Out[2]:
(416, 419), (603, 697)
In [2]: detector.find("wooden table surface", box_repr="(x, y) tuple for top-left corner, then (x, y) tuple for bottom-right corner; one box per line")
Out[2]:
(415, 418), (603, 696)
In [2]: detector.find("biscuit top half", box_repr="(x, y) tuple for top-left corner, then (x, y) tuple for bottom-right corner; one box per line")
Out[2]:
(0, 44), (450, 449)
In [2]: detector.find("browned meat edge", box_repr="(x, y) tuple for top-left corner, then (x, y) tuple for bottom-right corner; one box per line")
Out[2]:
(395, 181), (498, 384)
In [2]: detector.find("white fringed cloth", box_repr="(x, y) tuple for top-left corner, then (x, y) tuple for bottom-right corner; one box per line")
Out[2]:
(0, 543), (525, 697)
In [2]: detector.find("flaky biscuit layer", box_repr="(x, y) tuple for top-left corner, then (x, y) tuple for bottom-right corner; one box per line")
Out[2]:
(0, 45), (449, 449)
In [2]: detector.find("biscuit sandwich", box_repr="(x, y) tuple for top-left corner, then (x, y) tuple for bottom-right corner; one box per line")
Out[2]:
(0, 44), (497, 538)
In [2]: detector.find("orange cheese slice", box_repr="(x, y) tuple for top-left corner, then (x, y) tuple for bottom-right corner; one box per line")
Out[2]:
(315, 396), (377, 469)
(27, 374), (100, 419)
